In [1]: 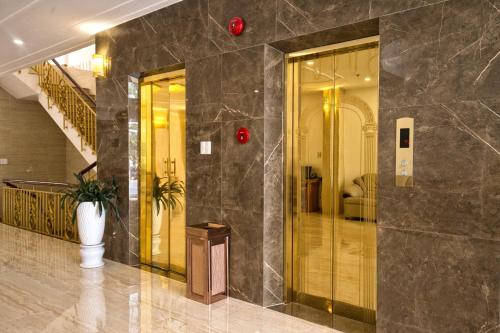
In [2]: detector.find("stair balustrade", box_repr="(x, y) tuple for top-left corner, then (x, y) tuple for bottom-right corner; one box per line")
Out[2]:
(2, 180), (79, 243)
(32, 62), (96, 153)
(1, 162), (97, 243)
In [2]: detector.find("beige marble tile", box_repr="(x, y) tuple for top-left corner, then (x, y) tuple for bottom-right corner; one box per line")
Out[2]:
(0, 224), (340, 333)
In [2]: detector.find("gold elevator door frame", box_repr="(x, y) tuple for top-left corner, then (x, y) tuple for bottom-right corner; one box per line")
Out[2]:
(285, 42), (378, 325)
(139, 70), (186, 277)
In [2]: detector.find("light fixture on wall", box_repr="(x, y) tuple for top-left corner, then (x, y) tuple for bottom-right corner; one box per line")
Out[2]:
(91, 54), (111, 78)
(168, 83), (185, 93)
(320, 84), (342, 91)
(153, 107), (168, 128)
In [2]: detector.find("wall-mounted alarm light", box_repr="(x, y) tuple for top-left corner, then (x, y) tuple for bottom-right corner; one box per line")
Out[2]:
(228, 17), (245, 36)
(236, 127), (250, 144)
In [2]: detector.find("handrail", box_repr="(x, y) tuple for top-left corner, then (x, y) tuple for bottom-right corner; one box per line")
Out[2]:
(78, 161), (97, 176)
(2, 163), (96, 190)
(32, 62), (96, 153)
(2, 179), (75, 188)
(51, 58), (96, 107)
(3, 181), (19, 189)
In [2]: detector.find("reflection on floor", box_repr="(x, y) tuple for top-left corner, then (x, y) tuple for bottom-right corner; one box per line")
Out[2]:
(293, 212), (376, 326)
(152, 210), (186, 275)
(297, 212), (376, 305)
(271, 303), (375, 333)
(0, 224), (341, 333)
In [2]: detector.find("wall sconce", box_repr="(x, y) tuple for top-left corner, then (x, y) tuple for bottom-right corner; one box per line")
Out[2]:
(91, 54), (111, 78)
(168, 83), (185, 93)
(153, 108), (168, 128)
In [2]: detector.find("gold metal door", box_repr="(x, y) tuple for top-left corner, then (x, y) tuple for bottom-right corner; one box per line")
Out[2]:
(285, 40), (378, 327)
(139, 70), (186, 278)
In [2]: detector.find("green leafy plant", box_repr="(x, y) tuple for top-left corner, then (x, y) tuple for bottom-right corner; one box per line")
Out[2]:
(152, 175), (185, 215)
(60, 173), (120, 224)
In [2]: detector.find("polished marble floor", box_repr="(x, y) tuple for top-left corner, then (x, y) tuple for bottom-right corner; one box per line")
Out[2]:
(0, 223), (342, 333)
(294, 212), (376, 309)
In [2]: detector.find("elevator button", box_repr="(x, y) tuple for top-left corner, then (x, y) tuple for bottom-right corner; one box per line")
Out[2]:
(396, 117), (414, 187)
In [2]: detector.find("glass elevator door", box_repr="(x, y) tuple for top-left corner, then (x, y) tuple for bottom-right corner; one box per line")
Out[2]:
(139, 70), (186, 278)
(285, 41), (378, 330)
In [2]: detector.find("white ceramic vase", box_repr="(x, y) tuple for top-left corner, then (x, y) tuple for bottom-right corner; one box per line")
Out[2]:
(152, 201), (163, 235)
(77, 202), (106, 246)
(152, 201), (163, 255)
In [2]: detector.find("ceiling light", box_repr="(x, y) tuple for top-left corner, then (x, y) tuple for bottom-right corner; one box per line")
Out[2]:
(364, 77), (371, 82)
(306, 60), (315, 66)
(13, 39), (24, 45)
(79, 22), (111, 35)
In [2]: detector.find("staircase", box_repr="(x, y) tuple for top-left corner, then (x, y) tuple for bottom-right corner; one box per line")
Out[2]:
(0, 61), (97, 164)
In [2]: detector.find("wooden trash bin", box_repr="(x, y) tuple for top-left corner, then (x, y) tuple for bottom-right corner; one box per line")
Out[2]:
(186, 223), (230, 304)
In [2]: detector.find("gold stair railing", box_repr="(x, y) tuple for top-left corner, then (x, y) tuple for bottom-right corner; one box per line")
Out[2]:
(2, 180), (79, 243)
(32, 62), (96, 153)
(0, 163), (96, 243)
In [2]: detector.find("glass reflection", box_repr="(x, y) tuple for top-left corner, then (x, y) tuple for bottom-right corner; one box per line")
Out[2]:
(78, 268), (106, 332)
(286, 42), (378, 329)
(139, 70), (186, 277)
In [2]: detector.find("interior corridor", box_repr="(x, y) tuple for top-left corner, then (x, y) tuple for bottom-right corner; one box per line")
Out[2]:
(0, 223), (341, 333)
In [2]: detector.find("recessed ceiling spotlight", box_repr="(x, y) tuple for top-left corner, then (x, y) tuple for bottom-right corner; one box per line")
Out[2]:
(13, 38), (24, 45)
(306, 60), (315, 66)
(364, 77), (371, 82)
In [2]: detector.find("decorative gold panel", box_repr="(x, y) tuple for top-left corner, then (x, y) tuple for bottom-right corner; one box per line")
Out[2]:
(2, 187), (78, 243)
(140, 82), (153, 266)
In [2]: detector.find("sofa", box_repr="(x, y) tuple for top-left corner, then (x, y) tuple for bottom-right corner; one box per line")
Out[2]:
(342, 174), (377, 221)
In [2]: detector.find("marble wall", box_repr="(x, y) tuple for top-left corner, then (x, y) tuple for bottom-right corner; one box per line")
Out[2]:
(96, 0), (499, 331)
(377, 2), (499, 331)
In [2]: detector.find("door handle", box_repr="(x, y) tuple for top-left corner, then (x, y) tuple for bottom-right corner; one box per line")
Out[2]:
(171, 158), (176, 176)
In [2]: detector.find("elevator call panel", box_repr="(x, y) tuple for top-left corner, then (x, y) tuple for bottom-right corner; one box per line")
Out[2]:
(395, 117), (414, 187)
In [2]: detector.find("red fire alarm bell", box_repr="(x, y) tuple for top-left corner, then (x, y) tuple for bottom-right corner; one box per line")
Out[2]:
(228, 17), (245, 36)
(236, 127), (250, 144)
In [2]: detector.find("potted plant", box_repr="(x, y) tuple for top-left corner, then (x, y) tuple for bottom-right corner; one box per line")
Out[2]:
(151, 175), (185, 254)
(61, 174), (120, 248)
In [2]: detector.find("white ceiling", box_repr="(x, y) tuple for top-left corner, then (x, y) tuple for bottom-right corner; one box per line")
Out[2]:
(0, 0), (181, 77)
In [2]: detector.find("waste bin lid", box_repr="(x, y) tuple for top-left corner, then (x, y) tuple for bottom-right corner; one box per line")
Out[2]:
(202, 223), (225, 229)
(186, 223), (230, 238)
